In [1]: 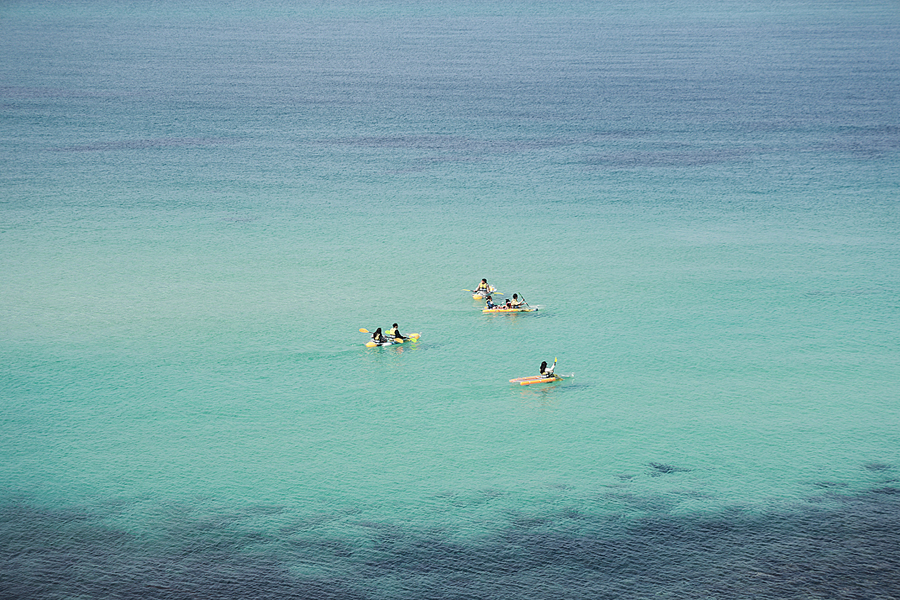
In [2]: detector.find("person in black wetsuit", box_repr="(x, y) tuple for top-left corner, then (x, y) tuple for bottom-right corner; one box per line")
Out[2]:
(539, 360), (556, 378)
(387, 323), (407, 341)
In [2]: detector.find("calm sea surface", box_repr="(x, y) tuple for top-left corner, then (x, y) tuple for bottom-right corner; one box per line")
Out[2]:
(2, 1), (899, 597)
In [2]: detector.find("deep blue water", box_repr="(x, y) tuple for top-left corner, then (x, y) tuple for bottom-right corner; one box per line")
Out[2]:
(2, 1), (899, 597)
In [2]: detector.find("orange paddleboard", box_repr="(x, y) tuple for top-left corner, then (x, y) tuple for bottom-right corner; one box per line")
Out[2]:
(520, 375), (562, 386)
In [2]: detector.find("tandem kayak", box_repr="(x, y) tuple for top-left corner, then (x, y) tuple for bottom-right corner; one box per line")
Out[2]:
(483, 306), (537, 313)
(365, 333), (421, 348)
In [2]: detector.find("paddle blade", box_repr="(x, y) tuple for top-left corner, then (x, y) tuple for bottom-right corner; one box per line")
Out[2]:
(359, 328), (369, 333)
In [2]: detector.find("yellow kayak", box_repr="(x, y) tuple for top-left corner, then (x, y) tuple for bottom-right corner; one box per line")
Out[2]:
(472, 287), (498, 299)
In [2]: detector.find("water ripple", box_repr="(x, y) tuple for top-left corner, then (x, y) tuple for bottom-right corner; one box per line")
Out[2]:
(2, 488), (899, 599)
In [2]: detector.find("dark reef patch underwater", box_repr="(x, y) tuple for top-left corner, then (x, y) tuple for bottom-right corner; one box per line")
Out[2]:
(2, 487), (898, 600)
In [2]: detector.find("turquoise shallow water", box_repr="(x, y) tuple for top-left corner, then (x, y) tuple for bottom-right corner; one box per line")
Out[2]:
(2, 1), (900, 597)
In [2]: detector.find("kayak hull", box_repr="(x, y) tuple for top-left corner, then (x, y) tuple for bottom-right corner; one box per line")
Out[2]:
(520, 375), (562, 386)
(366, 341), (393, 347)
(472, 286), (499, 299)
(365, 333), (421, 347)
(483, 307), (537, 313)
(509, 375), (546, 383)
(392, 333), (420, 342)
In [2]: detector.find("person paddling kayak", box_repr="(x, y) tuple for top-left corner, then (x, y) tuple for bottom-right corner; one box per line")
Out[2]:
(540, 360), (556, 378)
(387, 323), (407, 341)
(371, 328), (387, 344)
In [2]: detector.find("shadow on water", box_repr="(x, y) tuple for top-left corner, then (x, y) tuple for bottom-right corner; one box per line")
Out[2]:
(649, 462), (693, 476)
(3, 480), (900, 599)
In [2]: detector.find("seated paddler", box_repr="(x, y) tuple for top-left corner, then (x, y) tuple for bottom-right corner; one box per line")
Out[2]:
(539, 360), (556, 378)
(387, 323), (407, 341)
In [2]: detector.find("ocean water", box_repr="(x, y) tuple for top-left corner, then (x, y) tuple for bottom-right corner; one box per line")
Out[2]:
(2, 1), (899, 597)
